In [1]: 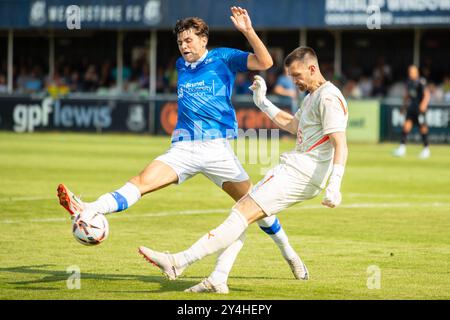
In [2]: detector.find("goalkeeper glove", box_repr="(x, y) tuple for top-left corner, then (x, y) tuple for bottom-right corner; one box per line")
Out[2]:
(322, 164), (345, 208)
(249, 75), (281, 119)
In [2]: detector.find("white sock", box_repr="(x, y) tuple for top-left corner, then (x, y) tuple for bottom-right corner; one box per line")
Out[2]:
(85, 182), (141, 214)
(173, 209), (248, 268)
(208, 232), (246, 285)
(257, 215), (297, 260)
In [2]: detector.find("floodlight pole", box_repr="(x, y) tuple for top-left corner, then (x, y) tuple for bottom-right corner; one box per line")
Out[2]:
(149, 29), (157, 97)
(117, 30), (124, 93)
(7, 29), (13, 93)
(148, 29), (157, 134)
(334, 30), (342, 78)
(413, 28), (421, 67)
(49, 30), (55, 82)
(299, 28), (307, 47)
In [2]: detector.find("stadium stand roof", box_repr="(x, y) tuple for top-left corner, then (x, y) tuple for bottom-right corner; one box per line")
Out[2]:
(1, 0), (450, 30)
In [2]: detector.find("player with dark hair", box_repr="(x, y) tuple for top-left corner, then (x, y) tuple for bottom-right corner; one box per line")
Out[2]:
(138, 46), (349, 293)
(57, 7), (307, 294)
(393, 65), (431, 159)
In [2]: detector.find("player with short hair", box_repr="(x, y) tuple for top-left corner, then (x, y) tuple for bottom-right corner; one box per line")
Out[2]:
(393, 65), (431, 159)
(138, 46), (349, 292)
(57, 7), (306, 294)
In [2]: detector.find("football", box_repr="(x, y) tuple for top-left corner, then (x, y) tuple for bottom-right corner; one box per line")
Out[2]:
(72, 210), (109, 246)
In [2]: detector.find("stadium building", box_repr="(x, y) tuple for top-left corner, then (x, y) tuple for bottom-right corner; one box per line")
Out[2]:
(0, 0), (449, 142)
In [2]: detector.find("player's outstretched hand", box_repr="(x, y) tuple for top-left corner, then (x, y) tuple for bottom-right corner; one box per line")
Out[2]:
(249, 75), (267, 108)
(321, 187), (342, 208)
(230, 6), (253, 34)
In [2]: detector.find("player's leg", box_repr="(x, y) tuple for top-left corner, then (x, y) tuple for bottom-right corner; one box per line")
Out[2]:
(57, 160), (178, 217)
(393, 118), (413, 157)
(139, 162), (315, 286)
(418, 116), (430, 158)
(88, 160), (179, 213)
(216, 138), (301, 263)
(184, 232), (246, 294)
(200, 140), (302, 286)
(138, 194), (265, 281)
(58, 142), (198, 217)
(222, 179), (304, 278)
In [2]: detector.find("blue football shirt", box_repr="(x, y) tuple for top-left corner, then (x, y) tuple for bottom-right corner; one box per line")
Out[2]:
(172, 47), (250, 143)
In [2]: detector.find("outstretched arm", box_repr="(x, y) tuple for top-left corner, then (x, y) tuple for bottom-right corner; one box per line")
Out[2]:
(250, 75), (299, 134)
(230, 6), (273, 71)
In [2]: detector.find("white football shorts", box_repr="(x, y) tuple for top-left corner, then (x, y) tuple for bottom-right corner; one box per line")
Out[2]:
(155, 138), (249, 187)
(249, 151), (332, 216)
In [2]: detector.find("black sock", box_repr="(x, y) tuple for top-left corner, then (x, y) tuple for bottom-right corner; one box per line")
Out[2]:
(421, 133), (429, 147)
(401, 131), (408, 145)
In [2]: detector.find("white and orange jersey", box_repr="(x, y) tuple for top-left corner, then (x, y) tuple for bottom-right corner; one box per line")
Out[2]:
(294, 81), (348, 159)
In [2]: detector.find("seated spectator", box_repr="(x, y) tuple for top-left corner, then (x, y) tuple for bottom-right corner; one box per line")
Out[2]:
(371, 76), (387, 97)
(68, 70), (81, 92)
(265, 69), (278, 94)
(139, 63), (150, 89)
(373, 57), (392, 86)
(111, 64), (131, 84)
(234, 73), (252, 95)
(358, 75), (373, 98)
(387, 81), (406, 98)
(342, 79), (362, 99)
(98, 61), (113, 88)
(442, 75), (450, 103)
(24, 67), (43, 93)
(156, 66), (166, 93)
(82, 64), (99, 92)
(46, 71), (69, 97)
(16, 66), (29, 92)
(273, 67), (298, 113)
(164, 57), (178, 93)
(428, 82), (444, 104)
(0, 73), (7, 93)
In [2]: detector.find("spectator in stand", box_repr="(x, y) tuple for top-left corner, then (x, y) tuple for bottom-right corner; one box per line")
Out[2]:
(234, 72), (252, 94)
(139, 63), (150, 89)
(68, 70), (81, 92)
(82, 64), (99, 92)
(0, 73), (7, 93)
(342, 79), (362, 99)
(371, 76), (387, 97)
(165, 57), (178, 93)
(358, 75), (373, 98)
(442, 75), (450, 103)
(273, 66), (298, 113)
(156, 66), (166, 93)
(373, 57), (392, 87)
(371, 57), (392, 97)
(265, 69), (278, 94)
(428, 82), (444, 104)
(24, 66), (43, 94)
(98, 61), (113, 88)
(46, 71), (69, 97)
(61, 65), (72, 86)
(16, 65), (29, 92)
(111, 64), (132, 90)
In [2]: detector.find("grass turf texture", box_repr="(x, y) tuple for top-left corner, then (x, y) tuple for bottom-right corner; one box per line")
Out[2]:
(0, 132), (449, 300)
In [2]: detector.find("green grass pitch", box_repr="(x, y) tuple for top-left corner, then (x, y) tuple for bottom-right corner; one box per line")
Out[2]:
(0, 132), (449, 300)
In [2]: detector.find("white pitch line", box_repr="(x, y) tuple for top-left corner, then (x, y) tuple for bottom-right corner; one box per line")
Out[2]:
(0, 202), (449, 224)
(1, 193), (449, 203)
(346, 193), (450, 199)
